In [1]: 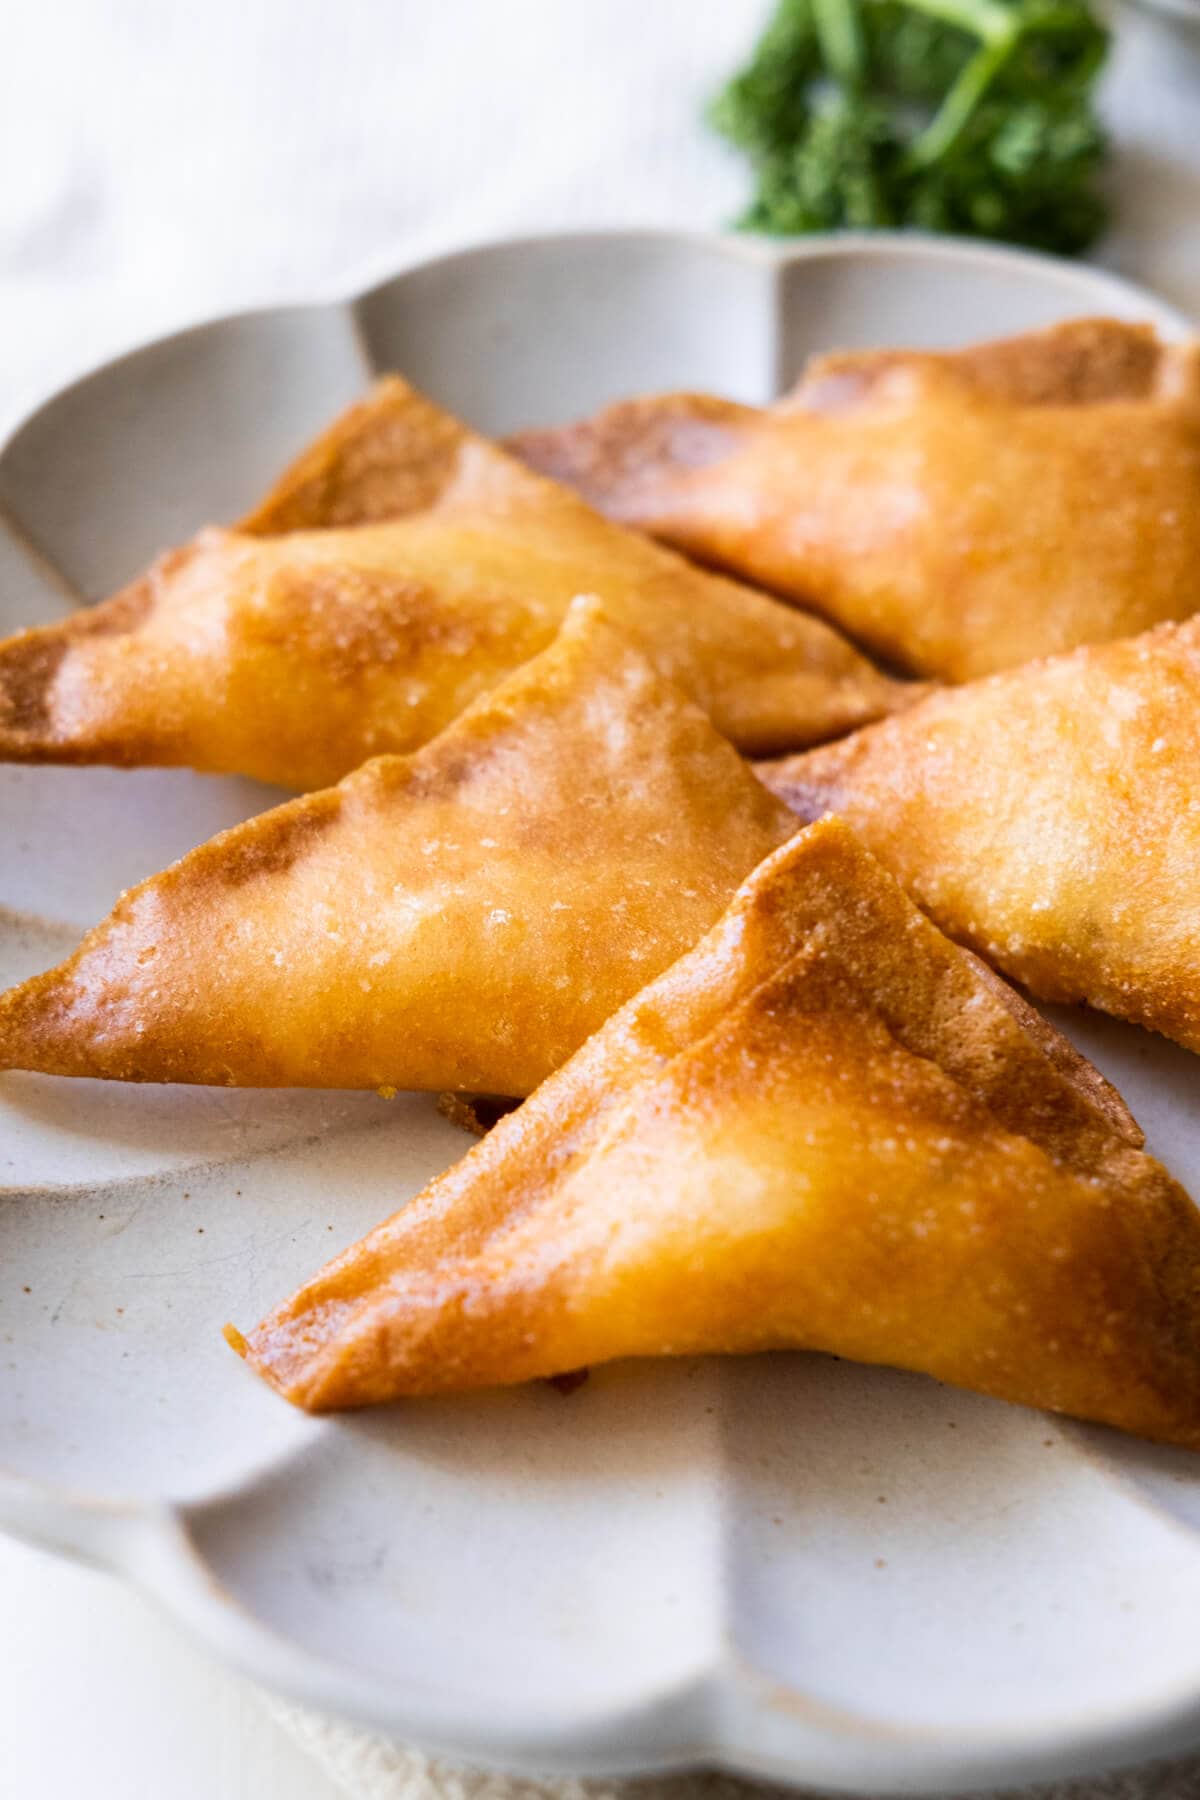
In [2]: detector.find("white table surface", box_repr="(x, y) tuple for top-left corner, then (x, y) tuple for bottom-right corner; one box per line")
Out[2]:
(2, 3), (1199, 1797)
(0, 1535), (341, 1800)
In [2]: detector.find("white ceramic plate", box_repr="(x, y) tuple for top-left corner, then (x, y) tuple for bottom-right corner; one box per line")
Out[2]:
(2, 230), (1199, 1796)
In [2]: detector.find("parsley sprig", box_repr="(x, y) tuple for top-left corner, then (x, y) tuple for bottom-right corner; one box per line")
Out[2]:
(709, 0), (1111, 254)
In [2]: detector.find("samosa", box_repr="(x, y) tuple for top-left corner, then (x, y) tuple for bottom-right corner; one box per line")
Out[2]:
(0, 602), (795, 1094)
(233, 819), (1200, 1452)
(0, 378), (918, 789)
(759, 614), (1200, 1054)
(511, 318), (1200, 681)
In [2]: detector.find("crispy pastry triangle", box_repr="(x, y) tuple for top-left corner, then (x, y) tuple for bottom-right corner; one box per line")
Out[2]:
(511, 319), (1200, 681)
(0, 378), (918, 789)
(234, 818), (1200, 1453)
(759, 615), (1200, 1053)
(0, 602), (797, 1093)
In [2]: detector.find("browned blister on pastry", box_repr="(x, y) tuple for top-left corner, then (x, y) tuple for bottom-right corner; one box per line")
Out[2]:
(0, 602), (798, 1093)
(759, 614), (1200, 1053)
(234, 818), (1200, 1452)
(0, 378), (918, 788)
(511, 318), (1200, 681)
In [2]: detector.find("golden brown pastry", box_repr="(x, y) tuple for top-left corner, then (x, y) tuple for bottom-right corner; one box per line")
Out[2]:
(511, 318), (1200, 681)
(0, 601), (797, 1093)
(759, 614), (1200, 1053)
(0, 378), (918, 789)
(234, 818), (1200, 1451)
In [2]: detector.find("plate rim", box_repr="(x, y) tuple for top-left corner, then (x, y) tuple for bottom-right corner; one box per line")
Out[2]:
(0, 224), (1191, 457)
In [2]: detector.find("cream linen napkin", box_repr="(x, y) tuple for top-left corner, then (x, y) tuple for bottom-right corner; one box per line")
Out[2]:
(2, 3), (1199, 1795)
(261, 1695), (1200, 1800)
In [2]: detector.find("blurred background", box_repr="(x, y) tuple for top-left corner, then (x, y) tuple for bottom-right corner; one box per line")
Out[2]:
(1, 0), (1198, 432)
(0, 2), (1199, 1796)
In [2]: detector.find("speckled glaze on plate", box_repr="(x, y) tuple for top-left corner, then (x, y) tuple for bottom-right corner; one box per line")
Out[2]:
(1, 230), (1198, 1795)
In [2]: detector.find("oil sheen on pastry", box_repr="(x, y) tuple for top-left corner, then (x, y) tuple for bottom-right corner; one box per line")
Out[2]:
(235, 819), (1200, 1453)
(759, 614), (1200, 1053)
(0, 602), (796, 1093)
(0, 378), (919, 788)
(511, 319), (1200, 681)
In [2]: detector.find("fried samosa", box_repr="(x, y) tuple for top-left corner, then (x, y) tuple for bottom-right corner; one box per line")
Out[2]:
(759, 614), (1200, 1053)
(0, 601), (798, 1093)
(0, 378), (918, 789)
(234, 818), (1200, 1451)
(511, 318), (1200, 681)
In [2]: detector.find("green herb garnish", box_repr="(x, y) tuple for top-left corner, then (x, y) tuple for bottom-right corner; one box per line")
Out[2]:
(709, 0), (1111, 254)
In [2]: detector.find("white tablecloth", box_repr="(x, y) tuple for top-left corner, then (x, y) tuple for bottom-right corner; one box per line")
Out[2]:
(2, 4), (1200, 1796)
